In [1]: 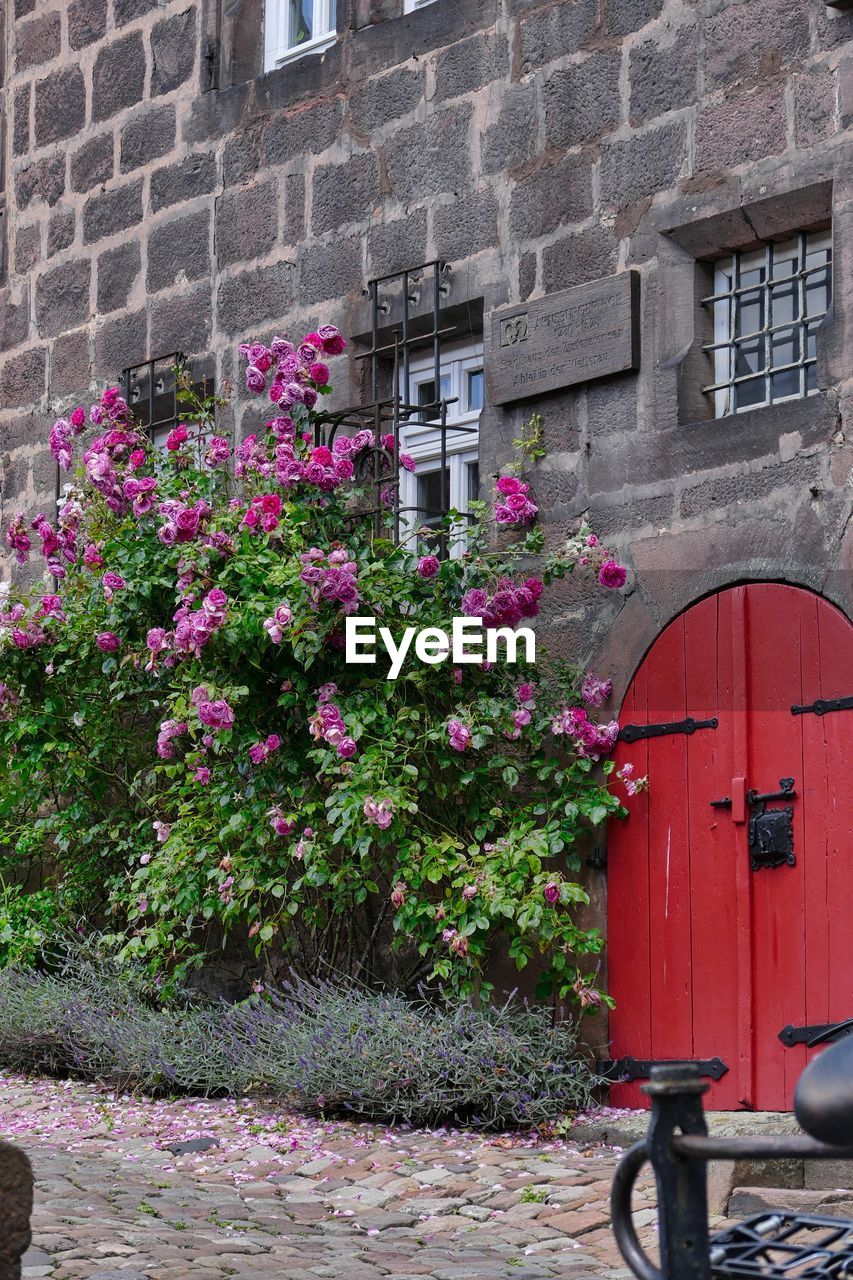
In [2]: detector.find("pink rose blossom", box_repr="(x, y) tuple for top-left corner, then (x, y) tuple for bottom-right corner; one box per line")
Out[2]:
(447, 718), (472, 752)
(166, 424), (189, 451)
(390, 882), (406, 909)
(598, 559), (628, 590)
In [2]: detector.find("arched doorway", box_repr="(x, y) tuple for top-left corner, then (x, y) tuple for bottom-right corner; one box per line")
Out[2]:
(606, 583), (853, 1111)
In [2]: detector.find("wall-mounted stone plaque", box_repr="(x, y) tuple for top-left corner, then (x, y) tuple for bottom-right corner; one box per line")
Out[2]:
(486, 271), (640, 405)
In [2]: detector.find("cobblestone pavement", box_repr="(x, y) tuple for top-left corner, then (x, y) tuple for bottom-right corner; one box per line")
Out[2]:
(1, 1073), (675, 1280)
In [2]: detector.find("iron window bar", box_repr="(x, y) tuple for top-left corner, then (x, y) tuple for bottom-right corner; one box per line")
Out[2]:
(313, 260), (481, 551)
(703, 232), (832, 413)
(122, 353), (216, 448)
(122, 352), (185, 443)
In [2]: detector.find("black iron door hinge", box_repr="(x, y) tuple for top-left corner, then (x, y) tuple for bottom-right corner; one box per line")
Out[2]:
(779, 1019), (853, 1048)
(618, 716), (718, 744)
(598, 1056), (729, 1083)
(791, 696), (853, 717)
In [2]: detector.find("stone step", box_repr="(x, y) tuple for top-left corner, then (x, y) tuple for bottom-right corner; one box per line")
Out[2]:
(729, 1186), (853, 1219)
(571, 1111), (853, 1214)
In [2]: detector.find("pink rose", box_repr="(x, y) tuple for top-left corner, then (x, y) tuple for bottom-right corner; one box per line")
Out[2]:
(598, 559), (628, 590)
(166, 424), (188, 451)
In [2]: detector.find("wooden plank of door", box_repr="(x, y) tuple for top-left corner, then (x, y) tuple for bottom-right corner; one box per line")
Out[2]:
(731, 585), (754, 1108)
(686, 591), (741, 1108)
(800, 592), (831, 1042)
(804, 595), (853, 1042)
(607, 666), (653, 1108)
(746, 583), (808, 1109)
(644, 616), (694, 1070)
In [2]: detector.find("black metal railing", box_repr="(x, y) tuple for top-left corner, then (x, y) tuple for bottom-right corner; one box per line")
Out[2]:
(611, 1036), (853, 1280)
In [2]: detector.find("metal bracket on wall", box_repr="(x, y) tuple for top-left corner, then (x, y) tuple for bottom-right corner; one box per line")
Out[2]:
(204, 37), (221, 91)
(597, 1057), (729, 1083)
(618, 716), (718, 744)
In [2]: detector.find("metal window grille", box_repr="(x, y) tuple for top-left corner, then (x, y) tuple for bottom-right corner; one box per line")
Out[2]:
(703, 231), (832, 418)
(122, 353), (214, 449)
(313, 259), (481, 553)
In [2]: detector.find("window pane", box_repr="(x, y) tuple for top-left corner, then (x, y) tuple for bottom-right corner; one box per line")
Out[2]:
(467, 370), (484, 412)
(467, 462), (480, 505)
(770, 279), (797, 327)
(416, 468), (450, 526)
(805, 321), (820, 362)
(770, 326), (798, 371)
(771, 368), (800, 401)
(770, 322), (800, 398)
(734, 376), (765, 411)
(770, 248), (797, 280)
(416, 375), (452, 424)
(734, 337), (763, 379)
(805, 265), (831, 319)
(740, 264), (765, 290)
(736, 289), (764, 337)
(289, 0), (313, 44)
(415, 468), (450, 557)
(417, 375), (451, 406)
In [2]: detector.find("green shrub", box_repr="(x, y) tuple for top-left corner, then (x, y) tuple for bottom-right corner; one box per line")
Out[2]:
(0, 328), (633, 1002)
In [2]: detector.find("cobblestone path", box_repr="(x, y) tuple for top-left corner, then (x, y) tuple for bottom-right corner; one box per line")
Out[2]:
(2, 1074), (665, 1280)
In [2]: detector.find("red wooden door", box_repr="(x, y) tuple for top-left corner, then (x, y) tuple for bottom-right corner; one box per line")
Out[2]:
(607, 584), (853, 1110)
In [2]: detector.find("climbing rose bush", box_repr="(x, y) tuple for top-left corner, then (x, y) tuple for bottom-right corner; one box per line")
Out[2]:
(0, 327), (632, 1003)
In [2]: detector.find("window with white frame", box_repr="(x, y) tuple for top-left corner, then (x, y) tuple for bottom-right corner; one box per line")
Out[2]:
(398, 341), (483, 557)
(705, 230), (832, 417)
(404, 0), (438, 12)
(264, 0), (337, 72)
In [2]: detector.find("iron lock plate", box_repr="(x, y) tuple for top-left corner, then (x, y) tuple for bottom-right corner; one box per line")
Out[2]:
(748, 777), (796, 871)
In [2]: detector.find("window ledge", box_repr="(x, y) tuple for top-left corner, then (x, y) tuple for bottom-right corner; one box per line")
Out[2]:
(267, 31), (337, 71)
(679, 390), (835, 446)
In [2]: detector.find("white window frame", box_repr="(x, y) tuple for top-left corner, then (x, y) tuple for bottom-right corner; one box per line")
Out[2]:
(404, 0), (438, 11)
(708, 230), (832, 418)
(264, 0), (337, 72)
(398, 341), (484, 558)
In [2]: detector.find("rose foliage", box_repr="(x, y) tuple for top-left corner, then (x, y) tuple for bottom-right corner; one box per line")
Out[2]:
(0, 327), (632, 1004)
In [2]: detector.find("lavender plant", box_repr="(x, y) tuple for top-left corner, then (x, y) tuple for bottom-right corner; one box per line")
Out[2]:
(0, 961), (599, 1128)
